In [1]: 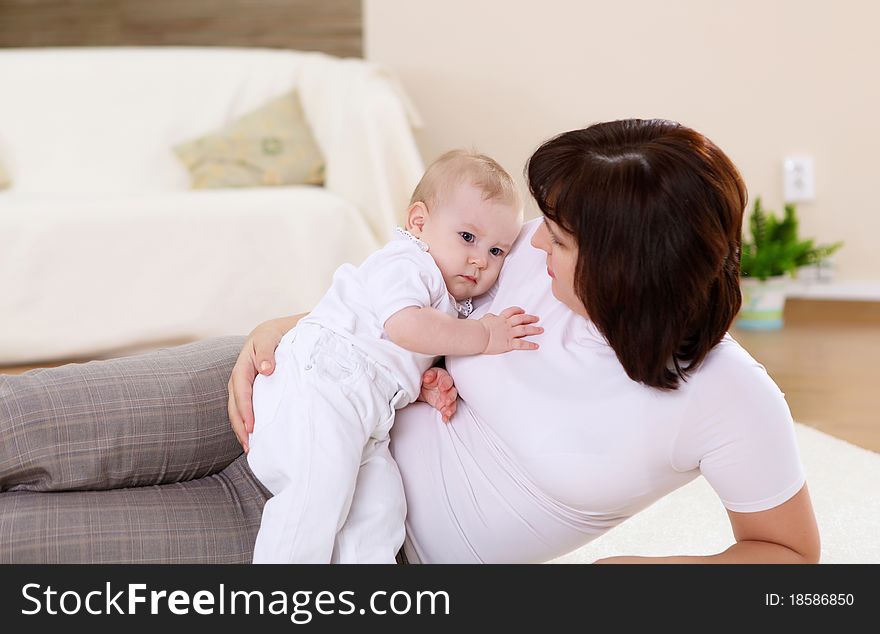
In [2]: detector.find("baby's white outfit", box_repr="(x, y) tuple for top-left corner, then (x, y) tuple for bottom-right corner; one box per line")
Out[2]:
(247, 229), (470, 563)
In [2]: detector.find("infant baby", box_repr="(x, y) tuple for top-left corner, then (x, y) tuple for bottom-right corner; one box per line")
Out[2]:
(247, 150), (542, 563)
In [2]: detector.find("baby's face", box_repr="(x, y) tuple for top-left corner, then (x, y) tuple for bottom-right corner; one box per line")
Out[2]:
(408, 182), (522, 301)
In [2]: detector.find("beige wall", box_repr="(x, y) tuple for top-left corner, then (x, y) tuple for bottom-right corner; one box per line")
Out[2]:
(365, 0), (880, 282)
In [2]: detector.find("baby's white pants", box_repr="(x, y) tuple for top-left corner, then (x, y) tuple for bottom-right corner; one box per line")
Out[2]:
(247, 324), (407, 563)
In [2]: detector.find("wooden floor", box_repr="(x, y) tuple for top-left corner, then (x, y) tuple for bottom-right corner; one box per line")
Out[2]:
(2, 298), (879, 452)
(731, 299), (880, 453)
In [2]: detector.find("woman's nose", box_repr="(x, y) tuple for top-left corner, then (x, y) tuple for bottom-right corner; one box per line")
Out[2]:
(531, 223), (549, 252)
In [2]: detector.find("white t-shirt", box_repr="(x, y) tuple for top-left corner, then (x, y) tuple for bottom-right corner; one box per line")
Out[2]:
(392, 218), (806, 563)
(299, 231), (463, 402)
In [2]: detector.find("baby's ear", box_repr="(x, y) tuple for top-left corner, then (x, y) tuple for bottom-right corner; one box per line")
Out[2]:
(406, 201), (428, 233)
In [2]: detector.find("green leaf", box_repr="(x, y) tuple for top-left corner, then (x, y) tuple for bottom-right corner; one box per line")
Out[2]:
(740, 199), (843, 280)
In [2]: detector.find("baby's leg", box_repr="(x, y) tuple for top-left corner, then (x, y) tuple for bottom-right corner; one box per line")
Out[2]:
(332, 438), (406, 564)
(247, 329), (371, 563)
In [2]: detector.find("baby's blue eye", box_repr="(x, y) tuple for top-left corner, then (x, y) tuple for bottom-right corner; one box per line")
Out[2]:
(489, 247), (504, 257)
(459, 232), (475, 243)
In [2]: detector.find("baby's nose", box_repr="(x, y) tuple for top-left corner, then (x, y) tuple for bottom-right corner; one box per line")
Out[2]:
(470, 256), (486, 268)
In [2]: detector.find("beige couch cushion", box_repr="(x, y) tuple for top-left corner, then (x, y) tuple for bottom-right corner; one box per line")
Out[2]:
(174, 90), (325, 189)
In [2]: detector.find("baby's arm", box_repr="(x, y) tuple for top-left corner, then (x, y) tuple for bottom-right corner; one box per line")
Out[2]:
(384, 305), (542, 356)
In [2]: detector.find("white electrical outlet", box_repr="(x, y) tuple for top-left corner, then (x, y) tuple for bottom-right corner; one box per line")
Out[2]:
(783, 156), (815, 202)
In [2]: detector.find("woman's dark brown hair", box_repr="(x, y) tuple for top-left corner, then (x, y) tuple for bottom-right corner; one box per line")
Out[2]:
(526, 119), (746, 389)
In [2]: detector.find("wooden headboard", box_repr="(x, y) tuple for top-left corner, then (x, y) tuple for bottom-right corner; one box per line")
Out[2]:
(0, 0), (362, 58)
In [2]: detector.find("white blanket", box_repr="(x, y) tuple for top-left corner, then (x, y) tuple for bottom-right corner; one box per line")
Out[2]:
(0, 188), (378, 363)
(297, 53), (426, 242)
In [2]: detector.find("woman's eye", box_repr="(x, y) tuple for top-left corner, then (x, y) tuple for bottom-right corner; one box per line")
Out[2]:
(489, 247), (504, 257)
(459, 232), (475, 243)
(543, 219), (563, 246)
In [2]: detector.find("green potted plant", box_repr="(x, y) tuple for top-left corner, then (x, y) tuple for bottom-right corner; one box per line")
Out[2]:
(737, 197), (843, 330)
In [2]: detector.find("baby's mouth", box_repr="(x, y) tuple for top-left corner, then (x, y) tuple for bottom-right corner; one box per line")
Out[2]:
(460, 275), (477, 284)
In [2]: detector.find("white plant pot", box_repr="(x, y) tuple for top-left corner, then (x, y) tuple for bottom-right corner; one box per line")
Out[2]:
(737, 275), (789, 330)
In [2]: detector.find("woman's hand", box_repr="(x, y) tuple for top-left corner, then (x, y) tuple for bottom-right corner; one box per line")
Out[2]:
(228, 314), (304, 452)
(418, 367), (458, 423)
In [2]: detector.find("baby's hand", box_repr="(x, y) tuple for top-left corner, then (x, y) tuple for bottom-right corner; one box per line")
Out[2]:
(419, 367), (458, 423)
(478, 306), (542, 354)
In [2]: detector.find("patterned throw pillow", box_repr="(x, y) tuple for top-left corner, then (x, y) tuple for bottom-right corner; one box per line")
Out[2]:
(0, 159), (10, 190)
(174, 90), (325, 189)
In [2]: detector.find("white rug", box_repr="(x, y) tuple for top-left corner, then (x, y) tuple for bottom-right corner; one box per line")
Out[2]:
(552, 423), (879, 563)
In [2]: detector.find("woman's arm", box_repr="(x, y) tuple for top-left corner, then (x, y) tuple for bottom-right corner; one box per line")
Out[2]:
(595, 484), (820, 564)
(227, 317), (460, 450)
(227, 313), (306, 452)
(384, 305), (543, 356)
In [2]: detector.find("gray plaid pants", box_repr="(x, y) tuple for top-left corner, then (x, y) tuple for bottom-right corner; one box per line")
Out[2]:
(0, 336), (271, 563)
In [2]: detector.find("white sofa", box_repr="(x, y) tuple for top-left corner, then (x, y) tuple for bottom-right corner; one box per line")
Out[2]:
(0, 47), (424, 364)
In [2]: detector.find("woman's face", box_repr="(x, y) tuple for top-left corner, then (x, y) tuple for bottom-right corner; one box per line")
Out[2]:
(530, 218), (588, 318)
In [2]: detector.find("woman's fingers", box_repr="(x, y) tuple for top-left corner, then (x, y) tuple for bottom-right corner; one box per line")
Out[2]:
(228, 317), (291, 453)
(227, 378), (248, 451)
(253, 331), (278, 376)
(231, 347), (259, 436)
(237, 382), (256, 436)
(228, 340), (257, 452)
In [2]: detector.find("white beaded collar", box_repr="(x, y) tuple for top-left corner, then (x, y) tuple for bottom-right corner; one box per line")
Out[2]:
(394, 227), (429, 251)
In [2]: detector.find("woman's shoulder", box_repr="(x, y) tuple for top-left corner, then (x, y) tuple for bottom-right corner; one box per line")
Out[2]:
(685, 334), (787, 412)
(697, 334), (770, 378)
(673, 335), (803, 512)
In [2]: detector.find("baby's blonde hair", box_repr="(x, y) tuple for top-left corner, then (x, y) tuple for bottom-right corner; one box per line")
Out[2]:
(410, 149), (522, 212)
